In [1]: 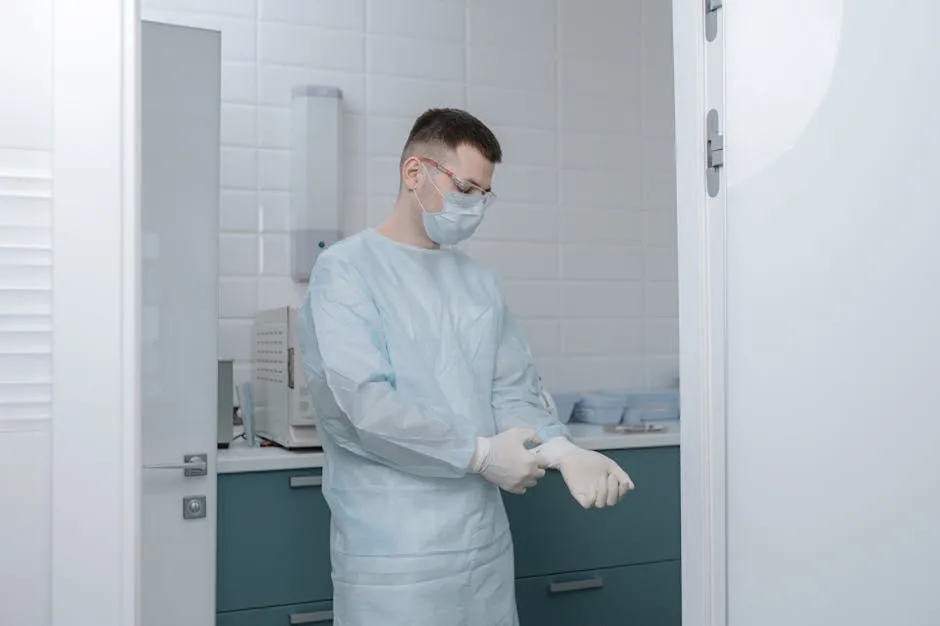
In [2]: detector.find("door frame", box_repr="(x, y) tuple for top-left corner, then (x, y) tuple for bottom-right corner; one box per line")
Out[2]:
(673, 1), (728, 626)
(50, 0), (140, 624)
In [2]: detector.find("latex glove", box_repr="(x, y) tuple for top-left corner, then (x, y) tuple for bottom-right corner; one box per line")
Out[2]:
(533, 438), (634, 508)
(469, 428), (547, 494)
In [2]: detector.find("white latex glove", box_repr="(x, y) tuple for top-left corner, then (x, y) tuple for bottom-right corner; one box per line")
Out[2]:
(469, 428), (547, 494)
(533, 438), (634, 508)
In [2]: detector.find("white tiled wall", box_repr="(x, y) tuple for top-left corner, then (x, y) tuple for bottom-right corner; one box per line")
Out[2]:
(141, 0), (679, 392)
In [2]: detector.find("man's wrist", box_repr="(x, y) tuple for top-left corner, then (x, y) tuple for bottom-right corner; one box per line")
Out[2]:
(468, 436), (490, 473)
(531, 436), (578, 468)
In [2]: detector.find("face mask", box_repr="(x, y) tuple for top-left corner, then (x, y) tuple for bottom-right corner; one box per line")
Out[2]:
(415, 165), (490, 246)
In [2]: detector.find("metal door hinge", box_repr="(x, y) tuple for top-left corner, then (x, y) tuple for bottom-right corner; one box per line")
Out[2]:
(706, 109), (723, 198)
(706, 0), (722, 41)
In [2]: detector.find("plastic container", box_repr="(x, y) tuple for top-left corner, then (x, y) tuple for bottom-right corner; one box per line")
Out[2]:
(571, 392), (629, 425)
(549, 391), (581, 424)
(622, 389), (680, 424)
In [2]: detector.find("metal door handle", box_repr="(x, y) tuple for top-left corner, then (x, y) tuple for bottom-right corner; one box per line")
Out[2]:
(143, 453), (208, 477)
(549, 576), (604, 594)
(289, 610), (332, 624)
(290, 475), (323, 488)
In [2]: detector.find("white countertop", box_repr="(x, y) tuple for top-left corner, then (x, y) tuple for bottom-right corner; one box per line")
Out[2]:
(217, 421), (680, 474)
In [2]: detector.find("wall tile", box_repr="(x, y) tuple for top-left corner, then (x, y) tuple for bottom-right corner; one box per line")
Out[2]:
(466, 241), (558, 280)
(367, 0), (466, 41)
(220, 190), (259, 232)
(259, 191), (290, 232)
(368, 36), (464, 82)
(560, 244), (645, 281)
(260, 0), (366, 31)
(469, 0), (555, 53)
(562, 282), (644, 318)
(144, 0), (255, 18)
(474, 204), (558, 243)
(561, 319), (644, 356)
(220, 147), (257, 190)
(219, 277), (258, 318)
(469, 47), (554, 92)
(221, 103), (257, 146)
(222, 62), (256, 104)
(559, 209), (643, 246)
(219, 234), (258, 276)
(259, 22), (364, 72)
(366, 75), (465, 117)
(468, 84), (555, 130)
(492, 127), (556, 168)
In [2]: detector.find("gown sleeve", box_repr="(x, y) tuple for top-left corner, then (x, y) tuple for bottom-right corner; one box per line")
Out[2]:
(490, 282), (570, 443)
(297, 252), (479, 478)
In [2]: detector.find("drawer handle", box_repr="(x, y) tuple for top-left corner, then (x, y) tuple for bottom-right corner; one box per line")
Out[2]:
(289, 610), (332, 624)
(549, 577), (604, 594)
(289, 475), (323, 488)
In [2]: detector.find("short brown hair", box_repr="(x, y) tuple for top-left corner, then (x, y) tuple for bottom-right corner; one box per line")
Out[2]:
(400, 108), (503, 165)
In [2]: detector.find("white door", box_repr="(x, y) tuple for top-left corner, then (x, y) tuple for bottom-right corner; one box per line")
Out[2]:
(140, 21), (220, 626)
(722, 2), (940, 625)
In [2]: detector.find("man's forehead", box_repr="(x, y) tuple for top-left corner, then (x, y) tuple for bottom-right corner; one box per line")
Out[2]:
(449, 145), (495, 179)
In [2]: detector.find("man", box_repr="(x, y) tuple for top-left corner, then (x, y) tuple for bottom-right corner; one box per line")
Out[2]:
(297, 108), (634, 626)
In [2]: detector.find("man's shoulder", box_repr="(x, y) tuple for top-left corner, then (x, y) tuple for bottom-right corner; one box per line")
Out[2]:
(314, 230), (373, 270)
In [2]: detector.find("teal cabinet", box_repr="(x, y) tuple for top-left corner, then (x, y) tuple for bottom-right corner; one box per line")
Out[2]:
(216, 446), (681, 624)
(503, 447), (681, 578)
(217, 469), (332, 612)
(217, 601), (333, 626)
(515, 561), (681, 626)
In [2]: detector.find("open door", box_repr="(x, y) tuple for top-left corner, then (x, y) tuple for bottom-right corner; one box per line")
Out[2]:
(678, 2), (940, 625)
(140, 21), (220, 626)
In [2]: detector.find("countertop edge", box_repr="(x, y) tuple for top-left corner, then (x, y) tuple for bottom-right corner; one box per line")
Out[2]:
(217, 422), (681, 474)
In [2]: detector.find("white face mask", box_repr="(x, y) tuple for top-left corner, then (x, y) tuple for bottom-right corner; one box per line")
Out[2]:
(415, 165), (491, 246)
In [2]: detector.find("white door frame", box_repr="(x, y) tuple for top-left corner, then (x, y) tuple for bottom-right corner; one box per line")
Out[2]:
(673, 1), (728, 626)
(51, 0), (140, 624)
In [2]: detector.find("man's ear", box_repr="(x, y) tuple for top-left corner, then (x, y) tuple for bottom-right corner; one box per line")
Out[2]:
(401, 156), (422, 192)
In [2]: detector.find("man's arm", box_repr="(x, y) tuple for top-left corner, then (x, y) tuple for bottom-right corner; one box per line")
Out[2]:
(297, 253), (478, 478)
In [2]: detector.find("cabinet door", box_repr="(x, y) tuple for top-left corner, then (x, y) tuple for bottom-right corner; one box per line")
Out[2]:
(515, 561), (681, 626)
(504, 447), (680, 578)
(217, 470), (332, 612)
(217, 602), (333, 626)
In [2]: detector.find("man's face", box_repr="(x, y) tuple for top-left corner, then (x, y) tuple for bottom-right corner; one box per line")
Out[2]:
(410, 144), (495, 214)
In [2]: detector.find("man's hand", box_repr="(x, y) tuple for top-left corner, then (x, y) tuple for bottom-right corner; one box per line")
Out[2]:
(533, 438), (634, 508)
(469, 428), (548, 494)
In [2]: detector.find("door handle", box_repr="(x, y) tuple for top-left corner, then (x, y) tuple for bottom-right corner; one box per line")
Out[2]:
(289, 610), (332, 624)
(290, 475), (323, 488)
(549, 576), (604, 594)
(143, 453), (208, 477)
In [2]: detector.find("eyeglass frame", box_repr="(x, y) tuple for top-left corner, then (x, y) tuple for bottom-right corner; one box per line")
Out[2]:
(417, 156), (497, 203)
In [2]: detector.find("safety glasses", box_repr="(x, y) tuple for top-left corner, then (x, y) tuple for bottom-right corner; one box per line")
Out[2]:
(419, 157), (497, 205)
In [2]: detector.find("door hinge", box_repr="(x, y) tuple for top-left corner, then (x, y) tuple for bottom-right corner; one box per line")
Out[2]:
(705, 0), (722, 42)
(706, 109), (723, 198)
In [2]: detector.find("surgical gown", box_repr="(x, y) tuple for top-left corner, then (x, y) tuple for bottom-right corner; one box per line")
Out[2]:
(297, 228), (569, 626)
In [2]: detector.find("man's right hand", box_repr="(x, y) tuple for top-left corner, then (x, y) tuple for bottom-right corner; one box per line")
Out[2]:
(469, 428), (547, 494)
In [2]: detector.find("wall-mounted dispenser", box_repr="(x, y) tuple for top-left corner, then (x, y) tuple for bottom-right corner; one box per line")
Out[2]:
(290, 84), (343, 283)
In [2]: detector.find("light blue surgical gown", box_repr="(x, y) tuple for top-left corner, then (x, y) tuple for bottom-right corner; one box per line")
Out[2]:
(297, 228), (569, 626)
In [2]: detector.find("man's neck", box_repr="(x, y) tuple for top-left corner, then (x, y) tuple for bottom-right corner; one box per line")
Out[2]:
(377, 199), (439, 250)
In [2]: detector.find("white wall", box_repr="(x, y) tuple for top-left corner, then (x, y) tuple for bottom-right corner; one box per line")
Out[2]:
(141, 0), (679, 393)
(0, 0), (54, 623)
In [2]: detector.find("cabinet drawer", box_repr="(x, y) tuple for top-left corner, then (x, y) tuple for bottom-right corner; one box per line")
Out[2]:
(217, 601), (333, 626)
(217, 470), (332, 612)
(515, 560), (681, 626)
(504, 446), (680, 578)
